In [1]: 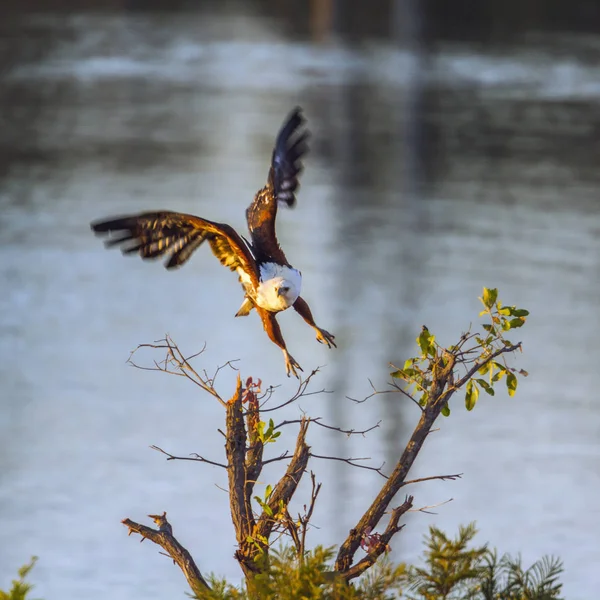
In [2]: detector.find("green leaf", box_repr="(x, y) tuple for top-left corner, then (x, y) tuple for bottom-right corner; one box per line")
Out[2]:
(392, 369), (413, 381)
(441, 404), (450, 417)
(476, 379), (495, 396)
(492, 370), (505, 382)
(417, 327), (435, 356)
(265, 484), (272, 499)
(498, 307), (512, 316)
(506, 372), (518, 397)
(508, 317), (525, 329)
(402, 368), (419, 378)
(465, 380), (479, 411)
(511, 308), (529, 317)
(478, 362), (492, 376)
(482, 287), (498, 309)
(482, 323), (494, 332)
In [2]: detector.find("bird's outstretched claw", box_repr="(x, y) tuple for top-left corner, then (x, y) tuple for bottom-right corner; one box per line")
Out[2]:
(284, 351), (303, 378)
(316, 328), (337, 349)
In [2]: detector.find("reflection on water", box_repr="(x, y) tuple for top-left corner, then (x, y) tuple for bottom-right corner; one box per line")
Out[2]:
(1, 3), (600, 599)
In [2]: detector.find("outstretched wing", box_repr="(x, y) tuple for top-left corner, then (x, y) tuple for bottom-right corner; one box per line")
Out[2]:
(91, 211), (258, 285)
(246, 107), (309, 265)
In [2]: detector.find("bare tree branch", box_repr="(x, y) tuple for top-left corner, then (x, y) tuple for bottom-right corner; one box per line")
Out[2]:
(259, 369), (330, 412)
(348, 381), (423, 412)
(150, 445), (227, 469)
(127, 336), (227, 407)
(341, 495), (414, 581)
(261, 451), (292, 466)
(409, 497), (454, 515)
(122, 515), (210, 596)
(299, 472), (322, 561)
(309, 453), (388, 479)
(402, 473), (463, 486)
(274, 417), (381, 437)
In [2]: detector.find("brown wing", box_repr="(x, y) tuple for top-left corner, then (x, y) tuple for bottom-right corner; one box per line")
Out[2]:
(246, 107), (309, 265)
(91, 211), (258, 286)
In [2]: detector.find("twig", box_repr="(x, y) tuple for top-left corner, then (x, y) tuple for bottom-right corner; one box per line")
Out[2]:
(299, 472), (322, 561)
(122, 515), (209, 595)
(261, 451), (292, 466)
(402, 473), (463, 487)
(274, 417), (381, 437)
(150, 445), (228, 469)
(409, 498), (454, 515)
(348, 380), (423, 412)
(127, 336), (227, 407)
(259, 369), (329, 412)
(309, 453), (388, 479)
(388, 380), (425, 411)
(346, 379), (394, 404)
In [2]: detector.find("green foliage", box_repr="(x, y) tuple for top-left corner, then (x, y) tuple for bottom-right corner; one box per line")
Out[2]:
(255, 419), (280, 444)
(478, 552), (564, 600)
(195, 546), (404, 600)
(391, 288), (529, 413)
(0, 558), (39, 600)
(406, 525), (564, 600)
(192, 527), (563, 600)
(406, 523), (487, 599)
(4, 532), (563, 600)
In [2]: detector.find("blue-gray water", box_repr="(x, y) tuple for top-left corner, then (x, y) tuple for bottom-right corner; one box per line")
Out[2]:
(1, 4), (599, 599)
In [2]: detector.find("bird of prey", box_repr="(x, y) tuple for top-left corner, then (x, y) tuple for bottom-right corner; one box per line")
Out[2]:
(91, 108), (336, 377)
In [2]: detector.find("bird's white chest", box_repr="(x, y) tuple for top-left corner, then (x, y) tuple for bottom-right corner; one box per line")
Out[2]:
(255, 263), (302, 312)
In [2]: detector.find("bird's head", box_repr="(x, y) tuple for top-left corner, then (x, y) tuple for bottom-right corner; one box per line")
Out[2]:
(257, 265), (302, 311)
(275, 279), (300, 308)
(277, 281), (294, 300)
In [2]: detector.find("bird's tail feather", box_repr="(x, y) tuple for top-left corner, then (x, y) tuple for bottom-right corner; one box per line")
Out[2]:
(235, 297), (254, 317)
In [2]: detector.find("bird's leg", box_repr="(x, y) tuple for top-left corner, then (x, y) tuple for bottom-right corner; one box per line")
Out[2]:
(257, 307), (303, 378)
(283, 350), (303, 379)
(293, 296), (337, 349)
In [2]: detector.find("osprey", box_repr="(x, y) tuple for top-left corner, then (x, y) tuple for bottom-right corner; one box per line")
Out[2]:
(91, 108), (335, 378)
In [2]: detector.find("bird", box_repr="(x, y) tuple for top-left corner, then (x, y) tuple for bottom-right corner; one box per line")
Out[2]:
(90, 107), (336, 378)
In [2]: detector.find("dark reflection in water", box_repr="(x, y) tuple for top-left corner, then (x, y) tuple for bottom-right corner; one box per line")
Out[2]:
(1, 2), (599, 599)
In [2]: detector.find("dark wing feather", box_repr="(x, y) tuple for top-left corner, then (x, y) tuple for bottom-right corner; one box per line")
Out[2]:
(246, 107), (309, 265)
(91, 211), (258, 285)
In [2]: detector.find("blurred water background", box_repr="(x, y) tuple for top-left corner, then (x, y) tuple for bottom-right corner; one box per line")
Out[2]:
(1, 1), (599, 598)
